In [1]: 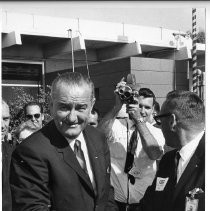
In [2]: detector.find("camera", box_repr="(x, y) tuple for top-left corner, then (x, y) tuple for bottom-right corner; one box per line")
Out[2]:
(115, 74), (139, 104)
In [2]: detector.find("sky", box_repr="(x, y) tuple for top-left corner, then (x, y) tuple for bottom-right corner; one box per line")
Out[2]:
(0, 1), (208, 32)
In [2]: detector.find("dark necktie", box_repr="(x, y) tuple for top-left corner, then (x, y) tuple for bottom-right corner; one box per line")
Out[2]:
(124, 128), (138, 184)
(74, 140), (88, 175)
(174, 151), (181, 185)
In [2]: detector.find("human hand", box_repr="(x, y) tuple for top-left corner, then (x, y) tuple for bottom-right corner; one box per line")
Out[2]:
(114, 77), (126, 92)
(114, 77), (126, 111)
(126, 103), (143, 123)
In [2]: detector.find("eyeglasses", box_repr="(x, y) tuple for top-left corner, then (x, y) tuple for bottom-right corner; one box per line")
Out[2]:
(26, 113), (41, 119)
(154, 113), (172, 125)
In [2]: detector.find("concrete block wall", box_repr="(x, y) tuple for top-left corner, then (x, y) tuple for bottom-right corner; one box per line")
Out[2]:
(46, 56), (190, 116)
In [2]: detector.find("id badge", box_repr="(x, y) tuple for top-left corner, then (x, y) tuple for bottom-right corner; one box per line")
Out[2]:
(128, 166), (142, 179)
(185, 197), (198, 211)
(155, 177), (169, 191)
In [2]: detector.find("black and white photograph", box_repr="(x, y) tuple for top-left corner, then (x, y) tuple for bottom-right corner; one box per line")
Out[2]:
(1, 1), (209, 211)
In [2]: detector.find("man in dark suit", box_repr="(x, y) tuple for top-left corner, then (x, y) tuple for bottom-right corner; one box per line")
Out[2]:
(2, 99), (16, 211)
(139, 90), (205, 211)
(10, 72), (118, 211)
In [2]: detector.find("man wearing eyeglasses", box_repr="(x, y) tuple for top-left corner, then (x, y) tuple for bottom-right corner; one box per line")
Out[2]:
(24, 102), (44, 128)
(139, 90), (205, 211)
(98, 81), (165, 211)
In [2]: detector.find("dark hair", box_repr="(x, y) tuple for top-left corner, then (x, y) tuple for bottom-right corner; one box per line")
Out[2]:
(91, 106), (100, 116)
(153, 101), (160, 113)
(163, 90), (205, 128)
(138, 88), (156, 104)
(51, 72), (95, 100)
(24, 102), (43, 115)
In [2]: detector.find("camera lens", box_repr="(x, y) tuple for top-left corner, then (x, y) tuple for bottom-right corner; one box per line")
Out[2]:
(124, 91), (131, 98)
(119, 89), (124, 94)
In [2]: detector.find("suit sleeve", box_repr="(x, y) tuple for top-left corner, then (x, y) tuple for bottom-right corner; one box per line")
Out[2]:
(138, 179), (156, 211)
(139, 152), (170, 211)
(10, 143), (51, 211)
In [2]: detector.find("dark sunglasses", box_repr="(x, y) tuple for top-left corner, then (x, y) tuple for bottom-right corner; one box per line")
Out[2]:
(26, 113), (41, 119)
(154, 113), (172, 125)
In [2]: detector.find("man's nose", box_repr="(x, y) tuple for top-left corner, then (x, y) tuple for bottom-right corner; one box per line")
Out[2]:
(140, 107), (145, 114)
(66, 110), (77, 122)
(1, 119), (5, 129)
(31, 116), (36, 121)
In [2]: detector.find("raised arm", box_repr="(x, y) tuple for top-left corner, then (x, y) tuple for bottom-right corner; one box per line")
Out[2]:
(97, 78), (126, 139)
(127, 104), (164, 160)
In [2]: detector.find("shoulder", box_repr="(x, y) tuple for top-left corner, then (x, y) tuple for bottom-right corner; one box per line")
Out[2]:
(84, 125), (109, 150)
(86, 124), (104, 134)
(159, 149), (177, 166)
(85, 125), (106, 140)
(14, 121), (56, 155)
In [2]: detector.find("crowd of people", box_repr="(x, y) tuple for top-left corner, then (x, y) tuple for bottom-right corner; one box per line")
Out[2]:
(1, 72), (205, 211)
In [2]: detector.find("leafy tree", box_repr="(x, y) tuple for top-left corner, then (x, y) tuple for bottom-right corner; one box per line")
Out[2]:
(196, 31), (205, 44)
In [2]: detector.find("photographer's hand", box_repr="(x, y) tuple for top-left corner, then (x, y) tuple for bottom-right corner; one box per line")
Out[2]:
(114, 77), (127, 112)
(127, 103), (163, 160)
(114, 77), (126, 91)
(126, 103), (143, 123)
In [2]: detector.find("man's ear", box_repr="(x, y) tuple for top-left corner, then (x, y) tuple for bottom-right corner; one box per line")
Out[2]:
(169, 114), (177, 132)
(41, 113), (44, 121)
(91, 98), (96, 109)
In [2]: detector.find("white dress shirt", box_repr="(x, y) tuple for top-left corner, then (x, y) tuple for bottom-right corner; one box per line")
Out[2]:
(67, 133), (96, 193)
(108, 117), (165, 203)
(177, 131), (204, 182)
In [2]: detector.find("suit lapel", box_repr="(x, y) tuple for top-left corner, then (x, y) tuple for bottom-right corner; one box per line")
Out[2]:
(84, 126), (106, 198)
(173, 135), (205, 201)
(57, 145), (94, 194)
(45, 121), (94, 195)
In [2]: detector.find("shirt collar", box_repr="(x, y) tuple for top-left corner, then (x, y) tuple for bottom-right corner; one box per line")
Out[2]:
(66, 132), (85, 147)
(179, 131), (204, 161)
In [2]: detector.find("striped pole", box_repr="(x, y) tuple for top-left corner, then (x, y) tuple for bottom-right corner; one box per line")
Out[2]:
(192, 8), (198, 94)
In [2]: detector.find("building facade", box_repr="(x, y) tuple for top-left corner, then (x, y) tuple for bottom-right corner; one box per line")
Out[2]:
(1, 11), (205, 116)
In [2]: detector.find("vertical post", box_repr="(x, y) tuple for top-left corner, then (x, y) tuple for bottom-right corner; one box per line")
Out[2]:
(192, 8), (198, 94)
(67, 29), (74, 72)
(160, 26), (163, 40)
(77, 18), (80, 32)
(122, 22), (125, 36)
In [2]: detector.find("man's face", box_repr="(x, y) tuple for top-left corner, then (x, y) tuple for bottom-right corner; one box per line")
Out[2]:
(159, 103), (177, 148)
(138, 96), (154, 123)
(25, 105), (43, 128)
(88, 111), (99, 128)
(51, 83), (95, 140)
(2, 103), (10, 141)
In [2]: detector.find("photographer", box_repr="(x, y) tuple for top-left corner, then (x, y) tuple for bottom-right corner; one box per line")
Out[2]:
(98, 76), (165, 211)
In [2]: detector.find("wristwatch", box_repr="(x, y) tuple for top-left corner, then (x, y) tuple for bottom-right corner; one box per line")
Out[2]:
(136, 117), (144, 124)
